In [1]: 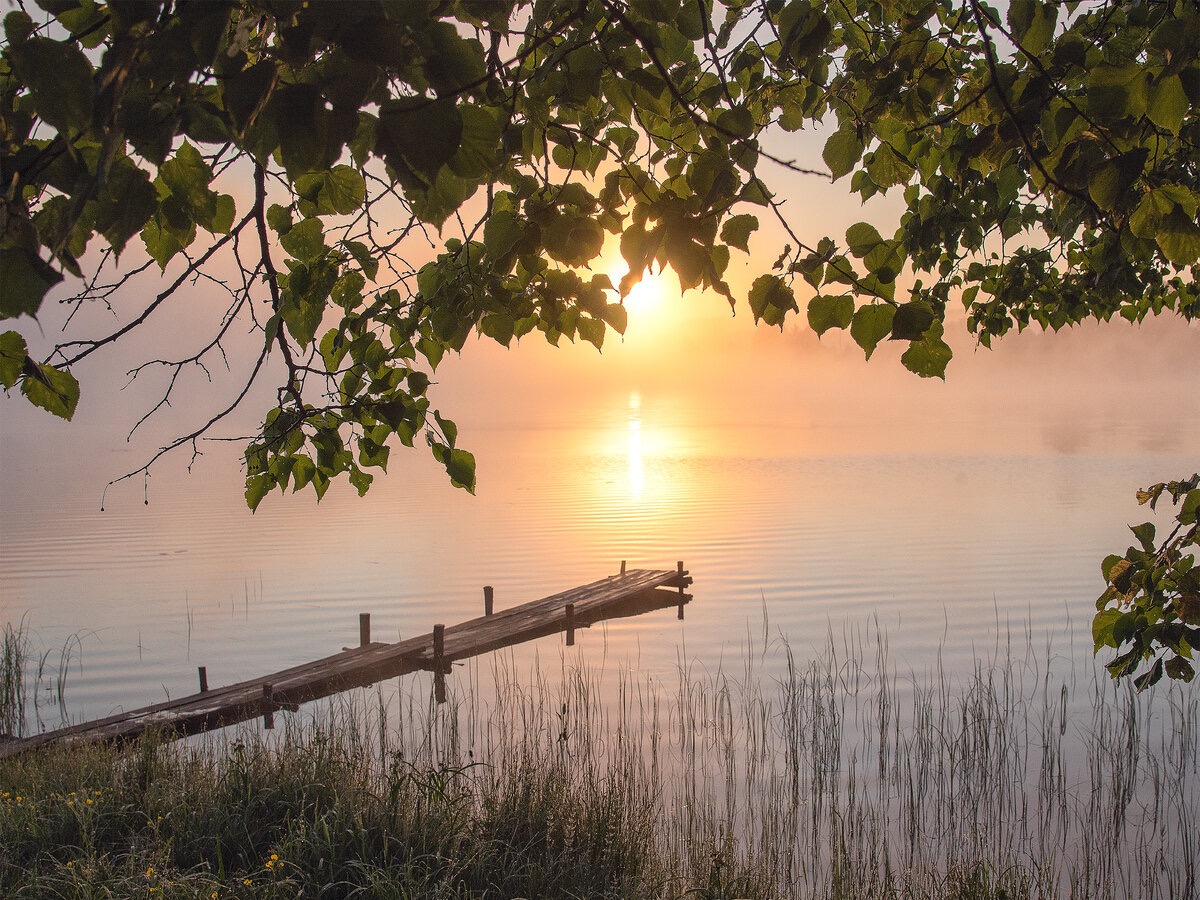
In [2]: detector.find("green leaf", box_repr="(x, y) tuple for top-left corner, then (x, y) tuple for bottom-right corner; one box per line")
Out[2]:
(4, 10), (34, 44)
(291, 456), (316, 492)
(1088, 163), (1122, 211)
(141, 217), (187, 269)
(20, 361), (79, 420)
(715, 106), (755, 139)
(1007, 1), (1057, 56)
(1180, 489), (1200, 526)
(747, 274), (796, 326)
(865, 144), (914, 188)
(1134, 657), (1164, 691)
(720, 214), (758, 252)
(479, 312), (515, 346)
(8, 36), (94, 133)
(433, 409), (458, 448)
(280, 218), (327, 262)
(1088, 64), (1148, 119)
(297, 166), (366, 216)
(331, 271), (365, 309)
(890, 300), (936, 341)
(408, 167), (475, 229)
(850, 304), (895, 360)
(900, 321), (952, 379)
(0, 331), (28, 388)
(577, 315), (605, 349)
(1131, 521), (1156, 552)
(348, 466), (373, 496)
(1165, 656), (1196, 683)
(1129, 189), (1175, 238)
(1148, 74), (1189, 136)
(222, 60), (276, 136)
(484, 211), (524, 258)
(603, 302), (628, 335)
(343, 241), (379, 280)
(444, 447), (476, 493)
(449, 103), (502, 180)
(807, 294), (853, 336)
(845, 221), (883, 257)
(822, 125), (863, 180)
(311, 469), (331, 501)
(245, 473), (272, 511)
(377, 97), (464, 185)
(1093, 608), (1124, 650)
(1155, 209), (1200, 267)
(280, 289), (326, 348)
(92, 158), (158, 254)
(0, 249), (62, 318)
(357, 439), (391, 472)
(426, 22), (486, 96)
(267, 204), (293, 234)
(159, 142), (213, 209)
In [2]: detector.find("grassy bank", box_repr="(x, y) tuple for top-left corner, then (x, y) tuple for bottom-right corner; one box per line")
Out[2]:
(1, 620), (1196, 898)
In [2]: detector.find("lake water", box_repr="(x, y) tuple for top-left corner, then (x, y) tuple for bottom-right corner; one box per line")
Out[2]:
(3, 382), (1196, 731)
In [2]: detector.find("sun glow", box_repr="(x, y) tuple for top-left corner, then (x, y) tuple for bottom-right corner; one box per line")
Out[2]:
(624, 390), (647, 503)
(621, 268), (673, 318)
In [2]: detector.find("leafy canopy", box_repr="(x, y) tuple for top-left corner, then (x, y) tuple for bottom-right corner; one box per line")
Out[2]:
(1, 0), (1197, 685)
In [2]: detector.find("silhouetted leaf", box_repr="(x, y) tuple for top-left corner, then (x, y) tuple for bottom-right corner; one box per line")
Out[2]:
(0, 249), (62, 319)
(8, 36), (94, 132)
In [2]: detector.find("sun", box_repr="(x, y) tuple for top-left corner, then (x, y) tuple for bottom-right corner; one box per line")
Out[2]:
(621, 268), (672, 316)
(597, 241), (674, 322)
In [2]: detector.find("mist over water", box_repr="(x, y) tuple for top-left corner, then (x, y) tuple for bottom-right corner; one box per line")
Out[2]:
(2, 385), (1195, 732)
(0, 301), (1196, 732)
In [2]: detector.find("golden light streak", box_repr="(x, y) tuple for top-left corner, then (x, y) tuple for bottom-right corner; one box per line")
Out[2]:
(627, 390), (644, 502)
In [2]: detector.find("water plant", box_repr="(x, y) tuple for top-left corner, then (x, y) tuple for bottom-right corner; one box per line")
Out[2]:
(1, 620), (1195, 898)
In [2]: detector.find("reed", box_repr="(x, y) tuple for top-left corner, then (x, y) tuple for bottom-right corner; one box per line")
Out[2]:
(1, 619), (85, 739)
(0, 620), (1195, 899)
(1, 619), (29, 738)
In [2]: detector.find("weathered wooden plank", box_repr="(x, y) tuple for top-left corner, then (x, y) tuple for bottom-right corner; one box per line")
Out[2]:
(0, 566), (691, 759)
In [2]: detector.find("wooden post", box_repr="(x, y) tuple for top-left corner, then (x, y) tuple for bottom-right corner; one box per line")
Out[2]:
(433, 624), (446, 704)
(677, 560), (686, 620)
(359, 613), (371, 647)
(484, 585), (494, 616)
(197, 666), (208, 693)
(262, 683), (274, 730)
(620, 560), (626, 576)
(565, 603), (576, 646)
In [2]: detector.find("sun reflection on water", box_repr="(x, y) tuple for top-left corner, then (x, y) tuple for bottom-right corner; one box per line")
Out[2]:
(627, 391), (644, 502)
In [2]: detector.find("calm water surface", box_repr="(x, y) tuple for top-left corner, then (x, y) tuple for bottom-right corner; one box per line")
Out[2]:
(3, 392), (1194, 733)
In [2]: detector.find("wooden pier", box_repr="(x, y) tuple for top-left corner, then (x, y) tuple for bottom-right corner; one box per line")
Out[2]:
(0, 564), (692, 759)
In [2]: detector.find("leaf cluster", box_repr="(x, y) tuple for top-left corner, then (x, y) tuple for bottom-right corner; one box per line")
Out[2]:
(1094, 476), (1200, 689)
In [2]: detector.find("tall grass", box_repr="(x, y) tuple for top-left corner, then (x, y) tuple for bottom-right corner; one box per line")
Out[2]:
(1, 619), (83, 739)
(1, 618), (1196, 898)
(1, 618), (29, 737)
(412, 621), (1197, 899)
